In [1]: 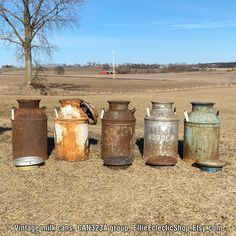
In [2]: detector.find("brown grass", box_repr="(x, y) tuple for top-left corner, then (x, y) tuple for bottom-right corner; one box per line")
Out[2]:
(0, 71), (236, 235)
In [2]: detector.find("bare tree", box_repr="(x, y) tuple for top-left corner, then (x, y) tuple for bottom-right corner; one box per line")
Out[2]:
(0, 0), (83, 85)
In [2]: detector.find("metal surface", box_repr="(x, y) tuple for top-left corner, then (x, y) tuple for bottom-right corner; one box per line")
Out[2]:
(101, 100), (136, 166)
(196, 159), (226, 173)
(183, 102), (224, 167)
(13, 156), (44, 166)
(11, 99), (48, 160)
(54, 98), (97, 161)
(144, 102), (179, 166)
(198, 166), (222, 173)
(145, 156), (177, 166)
(103, 156), (133, 166)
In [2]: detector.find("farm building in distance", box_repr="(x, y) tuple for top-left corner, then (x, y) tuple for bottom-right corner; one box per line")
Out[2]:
(99, 70), (114, 75)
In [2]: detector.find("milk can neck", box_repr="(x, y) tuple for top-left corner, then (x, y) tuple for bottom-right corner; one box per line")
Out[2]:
(108, 100), (130, 110)
(17, 99), (40, 109)
(152, 102), (173, 110)
(191, 102), (214, 111)
(59, 99), (82, 108)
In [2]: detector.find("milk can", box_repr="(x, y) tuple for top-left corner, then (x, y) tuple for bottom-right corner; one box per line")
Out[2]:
(183, 102), (226, 172)
(101, 100), (136, 166)
(11, 99), (48, 161)
(144, 102), (179, 166)
(54, 98), (98, 161)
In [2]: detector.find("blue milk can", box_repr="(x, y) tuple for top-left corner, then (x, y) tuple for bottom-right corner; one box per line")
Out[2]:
(183, 102), (226, 172)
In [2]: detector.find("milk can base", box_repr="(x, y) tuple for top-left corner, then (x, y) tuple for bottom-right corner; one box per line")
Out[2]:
(17, 165), (40, 171)
(103, 156), (133, 166)
(198, 166), (222, 173)
(145, 156), (177, 166)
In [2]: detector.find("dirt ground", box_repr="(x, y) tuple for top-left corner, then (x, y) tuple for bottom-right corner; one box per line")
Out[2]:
(0, 71), (236, 235)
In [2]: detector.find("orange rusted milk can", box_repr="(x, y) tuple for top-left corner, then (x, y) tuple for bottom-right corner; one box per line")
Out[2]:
(54, 98), (98, 161)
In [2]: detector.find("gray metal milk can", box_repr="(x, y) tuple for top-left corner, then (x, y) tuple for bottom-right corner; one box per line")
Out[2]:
(183, 102), (226, 172)
(101, 100), (136, 167)
(144, 102), (179, 166)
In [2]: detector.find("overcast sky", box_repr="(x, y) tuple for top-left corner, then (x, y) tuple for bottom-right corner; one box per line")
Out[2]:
(1, 0), (236, 66)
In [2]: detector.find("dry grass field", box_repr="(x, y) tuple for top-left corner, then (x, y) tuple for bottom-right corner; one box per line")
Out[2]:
(0, 69), (236, 235)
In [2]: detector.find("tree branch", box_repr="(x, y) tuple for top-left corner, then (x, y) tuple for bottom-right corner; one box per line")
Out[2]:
(31, 0), (44, 28)
(0, 12), (24, 44)
(0, 35), (23, 46)
(0, 6), (24, 24)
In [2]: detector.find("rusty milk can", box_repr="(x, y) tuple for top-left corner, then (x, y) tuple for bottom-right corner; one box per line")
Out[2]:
(144, 102), (179, 166)
(101, 100), (136, 166)
(11, 99), (48, 160)
(54, 98), (98, 161)
(183, 102), (226, 172)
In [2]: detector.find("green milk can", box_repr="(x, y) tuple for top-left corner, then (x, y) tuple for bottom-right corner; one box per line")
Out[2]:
(183, 102), (226, 172)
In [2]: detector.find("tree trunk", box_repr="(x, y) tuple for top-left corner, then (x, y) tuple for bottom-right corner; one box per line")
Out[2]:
(24, 44), (32, 86)
(23, 0), (32, 87)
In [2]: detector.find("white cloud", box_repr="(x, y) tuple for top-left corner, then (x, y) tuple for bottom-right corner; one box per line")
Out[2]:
(169, 22), (236, 29)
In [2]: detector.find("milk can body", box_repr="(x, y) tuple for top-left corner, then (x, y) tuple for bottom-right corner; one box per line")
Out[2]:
(101, 100), (136, 166)
(11, 99), (48, 160)
(54, 98), (97, 161)
(144, 102), (179, 165)
(183, 102), (221, 166)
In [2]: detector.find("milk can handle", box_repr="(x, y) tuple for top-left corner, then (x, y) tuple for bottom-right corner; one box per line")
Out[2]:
(11, 106), (17, 120)
(174, 107), (177, 115)
(100, 108), (105, 119)
(40, 106), (46, 112)
(216, 110), (220, 120)
(81, 101), (98, 125)
(184, 111), (189, 122)
(129, 108), (136, 114)
(54, 107), (59, 118)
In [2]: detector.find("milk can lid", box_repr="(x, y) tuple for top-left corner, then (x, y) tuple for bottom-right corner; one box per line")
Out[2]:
(81, 101), (98, 125)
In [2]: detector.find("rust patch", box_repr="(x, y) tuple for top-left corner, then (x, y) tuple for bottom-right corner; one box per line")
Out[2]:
(101, 123), (135, 162)
(55, 120), (88, 161)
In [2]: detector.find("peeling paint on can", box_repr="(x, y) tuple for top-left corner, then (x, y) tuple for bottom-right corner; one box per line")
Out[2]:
(144, 102), (179, 166)
(54, 98), (97, 161)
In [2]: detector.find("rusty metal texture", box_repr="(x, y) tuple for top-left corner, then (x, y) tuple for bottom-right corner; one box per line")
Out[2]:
(101, 100), (136, 166)
(145, 156), (177, 166)
(54, 98), (97, 161)
(144, 102), (179, 166)
(183, 102), (225, 171)
(11, 99), (48, 160)
(103, 156), (133, 166)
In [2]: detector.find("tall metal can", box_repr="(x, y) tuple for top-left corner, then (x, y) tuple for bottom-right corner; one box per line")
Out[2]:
(101, 100), (136, 166)
(11, 99), (48, 160)
(144, 102), (179, 166)
(54, 98), (97, 161)
(183, 102), (225, 172)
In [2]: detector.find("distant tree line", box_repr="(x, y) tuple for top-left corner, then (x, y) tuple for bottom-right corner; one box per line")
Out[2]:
(115, 62), (236, 74)
(2, 61), (236, 74)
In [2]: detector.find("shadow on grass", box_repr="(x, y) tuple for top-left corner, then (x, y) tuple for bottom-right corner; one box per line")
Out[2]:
(136, 137), (144, 156)
(178, 140), (184, 159)
(89, 138), (98, 145)
(48, 137), (55, 156)
(0, 127), (11, 134)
